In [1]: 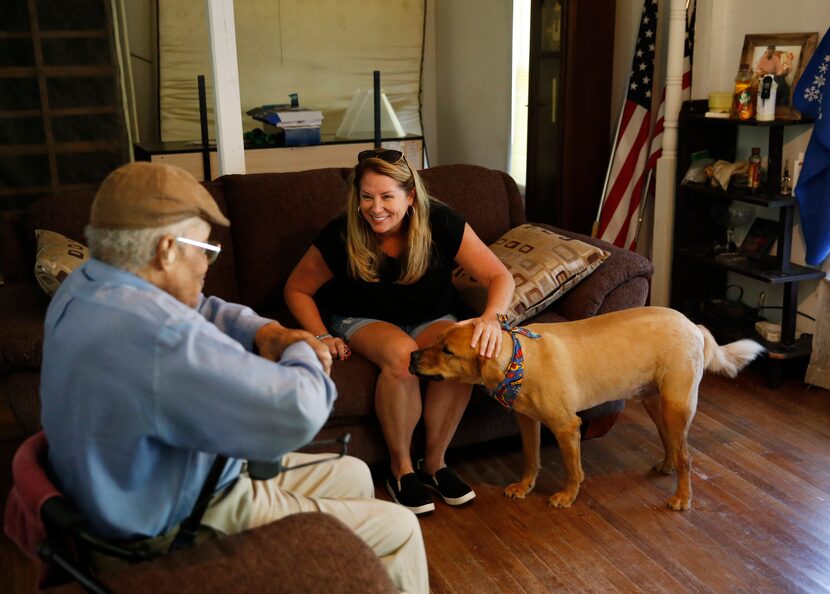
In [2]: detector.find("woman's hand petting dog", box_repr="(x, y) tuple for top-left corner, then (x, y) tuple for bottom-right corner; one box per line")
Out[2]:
(457, 315), (503, 358)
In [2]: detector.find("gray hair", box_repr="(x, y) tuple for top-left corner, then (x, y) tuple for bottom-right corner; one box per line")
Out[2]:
(85, 217), (204, 273)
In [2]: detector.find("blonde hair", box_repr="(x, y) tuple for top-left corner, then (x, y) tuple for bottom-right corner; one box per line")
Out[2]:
(345, 156), (432, 284)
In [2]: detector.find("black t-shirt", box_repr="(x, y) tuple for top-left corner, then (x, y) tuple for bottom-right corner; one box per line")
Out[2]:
(313, 201), (466, 326)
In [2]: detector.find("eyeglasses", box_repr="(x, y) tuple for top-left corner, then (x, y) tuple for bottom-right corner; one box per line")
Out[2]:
(357, 148), (404, 165)
(175, 236), (222, 265)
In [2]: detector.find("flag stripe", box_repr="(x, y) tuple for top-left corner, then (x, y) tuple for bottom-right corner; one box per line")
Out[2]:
(601, 101), (642, 217)
(599, 107), (651, 245)
(600, 104), (649, 231)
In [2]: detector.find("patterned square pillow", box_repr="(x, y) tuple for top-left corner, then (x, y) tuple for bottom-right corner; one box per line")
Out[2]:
(34, 229), (89, 296)
(453, 224), (610, 325)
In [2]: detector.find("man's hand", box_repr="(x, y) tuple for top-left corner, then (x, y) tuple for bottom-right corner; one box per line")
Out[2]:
(255, 323), (332, 375)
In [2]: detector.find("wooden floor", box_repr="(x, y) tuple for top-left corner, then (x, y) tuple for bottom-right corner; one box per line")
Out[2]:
(2, 366), (829, 593)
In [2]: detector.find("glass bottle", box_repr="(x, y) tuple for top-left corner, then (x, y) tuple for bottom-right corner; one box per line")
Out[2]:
(780, 159), (792, 195)
(731, 65), (755, 120)
(748, 147), (762, 193)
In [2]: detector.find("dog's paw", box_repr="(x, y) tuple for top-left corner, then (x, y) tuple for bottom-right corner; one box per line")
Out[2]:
(547, 490), (576, 508)
(667, 495), (691, 511)
(503, 482), (532, 499)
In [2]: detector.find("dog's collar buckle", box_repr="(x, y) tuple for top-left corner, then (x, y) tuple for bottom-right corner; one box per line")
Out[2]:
(490, 316), (540, 408)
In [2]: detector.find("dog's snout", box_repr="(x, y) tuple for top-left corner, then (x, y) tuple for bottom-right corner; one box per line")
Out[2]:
(409, 350), (421, 374)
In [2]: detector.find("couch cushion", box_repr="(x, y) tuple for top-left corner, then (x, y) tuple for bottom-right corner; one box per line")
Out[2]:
(541, 226), (654, 320)
(220, 170), (350, 312)
(420, 165), (526, 245)
(33, 230), (90, 296)
(453, 224), (610, 325)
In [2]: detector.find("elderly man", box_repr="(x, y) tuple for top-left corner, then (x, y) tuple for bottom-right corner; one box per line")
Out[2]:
(40, 162), (427, 593)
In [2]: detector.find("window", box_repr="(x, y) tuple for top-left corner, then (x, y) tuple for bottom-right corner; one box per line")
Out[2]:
(509, 0), (530, 191)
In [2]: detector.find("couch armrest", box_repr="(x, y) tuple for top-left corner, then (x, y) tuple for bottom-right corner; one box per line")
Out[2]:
(535, 225), (654, 320)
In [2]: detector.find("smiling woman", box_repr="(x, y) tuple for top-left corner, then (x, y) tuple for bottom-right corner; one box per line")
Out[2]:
(284, 151), (515, 516)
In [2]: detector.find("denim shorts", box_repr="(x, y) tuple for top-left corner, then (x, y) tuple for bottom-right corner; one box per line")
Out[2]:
(329, 314), (457, 342)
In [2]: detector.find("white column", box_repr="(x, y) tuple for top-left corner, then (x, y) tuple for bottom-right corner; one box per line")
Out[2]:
(650, 0), (687, 306)
(206, 0), (245, 176)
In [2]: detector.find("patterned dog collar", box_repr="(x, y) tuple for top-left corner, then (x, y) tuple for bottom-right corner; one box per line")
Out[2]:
(489, 315), (540, 409)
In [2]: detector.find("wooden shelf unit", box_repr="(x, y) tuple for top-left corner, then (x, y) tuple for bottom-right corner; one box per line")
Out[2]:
(672, 100), (822, 385)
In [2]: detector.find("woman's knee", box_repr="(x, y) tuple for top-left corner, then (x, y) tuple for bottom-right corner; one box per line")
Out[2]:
(377, 342), (420, 381)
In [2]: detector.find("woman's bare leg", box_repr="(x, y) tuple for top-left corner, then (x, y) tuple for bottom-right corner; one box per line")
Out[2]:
(348, 322), (422, 479)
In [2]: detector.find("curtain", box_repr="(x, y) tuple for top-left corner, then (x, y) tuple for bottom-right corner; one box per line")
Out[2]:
(158, 0), (425, 141)
(805, 260), (830, 390)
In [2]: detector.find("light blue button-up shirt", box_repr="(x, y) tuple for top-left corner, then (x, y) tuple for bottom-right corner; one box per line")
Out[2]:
(41, 259), (336, 540)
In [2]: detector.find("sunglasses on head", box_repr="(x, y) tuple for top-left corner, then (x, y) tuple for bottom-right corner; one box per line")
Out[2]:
(175, 236), (222, 265)
(357, 149), (404, 165)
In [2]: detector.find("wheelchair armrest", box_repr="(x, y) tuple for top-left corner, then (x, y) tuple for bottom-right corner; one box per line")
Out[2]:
(41, 498), (157, 563)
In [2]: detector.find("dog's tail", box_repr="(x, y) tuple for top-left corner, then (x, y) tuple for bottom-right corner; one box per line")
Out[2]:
(698, 325), (765, 378)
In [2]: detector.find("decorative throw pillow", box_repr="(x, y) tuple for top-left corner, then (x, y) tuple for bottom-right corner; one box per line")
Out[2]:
(34, 229), (89, 296)
(453, 224), (610, 325)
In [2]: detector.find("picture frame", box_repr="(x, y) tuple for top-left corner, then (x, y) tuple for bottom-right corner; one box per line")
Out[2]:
(738, 217), (779, 259)
(739, 32), (819, 119)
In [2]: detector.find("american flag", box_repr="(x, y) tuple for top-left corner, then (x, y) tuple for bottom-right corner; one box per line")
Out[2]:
(597, 0), (658, 250)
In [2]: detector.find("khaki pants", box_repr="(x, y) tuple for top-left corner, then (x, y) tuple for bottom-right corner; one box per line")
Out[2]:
(203, 453), (428, 594)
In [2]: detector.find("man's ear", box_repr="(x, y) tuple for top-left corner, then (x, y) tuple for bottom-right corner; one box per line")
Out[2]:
(157, 236), (177, 269)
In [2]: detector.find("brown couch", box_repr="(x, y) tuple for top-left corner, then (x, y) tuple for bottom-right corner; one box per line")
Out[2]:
(1, 164), (653, 461)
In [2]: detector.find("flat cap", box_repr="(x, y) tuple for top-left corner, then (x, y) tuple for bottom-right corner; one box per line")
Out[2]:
(90, 162), (230, 229)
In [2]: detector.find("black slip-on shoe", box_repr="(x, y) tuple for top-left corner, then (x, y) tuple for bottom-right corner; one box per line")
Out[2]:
(386, 472), (435, 515)
(416, 460), (476, 506)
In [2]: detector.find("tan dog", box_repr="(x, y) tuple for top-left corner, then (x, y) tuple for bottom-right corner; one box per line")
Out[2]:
(409, 306), (764, 510)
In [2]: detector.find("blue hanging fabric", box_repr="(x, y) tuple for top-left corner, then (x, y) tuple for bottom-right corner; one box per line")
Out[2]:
(793, 27), (830, 266)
